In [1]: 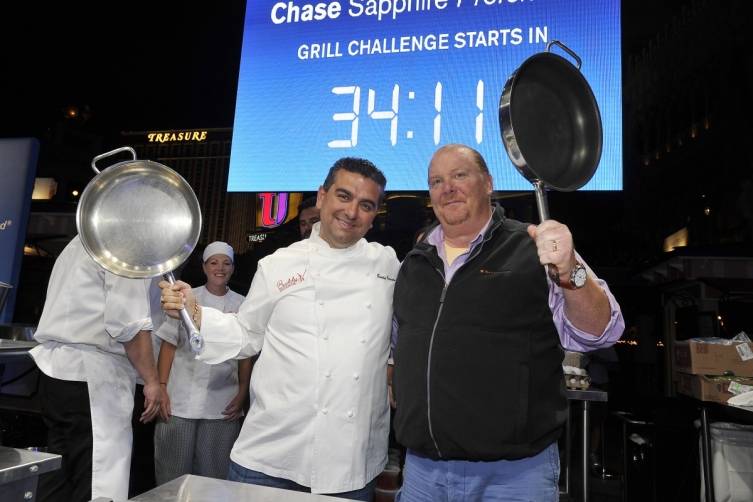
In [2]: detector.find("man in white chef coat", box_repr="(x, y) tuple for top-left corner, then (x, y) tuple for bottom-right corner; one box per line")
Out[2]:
(30, 236), (162, 502)
(161, 157), (399, 500)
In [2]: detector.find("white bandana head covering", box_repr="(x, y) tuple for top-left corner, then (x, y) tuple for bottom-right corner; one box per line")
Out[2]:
(202, 241), (234, 263)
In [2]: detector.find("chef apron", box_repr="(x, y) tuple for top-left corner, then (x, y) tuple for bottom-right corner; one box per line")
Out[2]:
(82, 350), (137, 500)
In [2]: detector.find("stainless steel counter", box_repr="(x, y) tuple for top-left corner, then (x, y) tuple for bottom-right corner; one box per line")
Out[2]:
(126, 474), (350, 501)
(0, 446), (62, 502)
(0, 339), (37, 356)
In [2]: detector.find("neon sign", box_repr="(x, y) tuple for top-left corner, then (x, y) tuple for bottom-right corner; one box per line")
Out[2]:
(258, 192), (289, 227)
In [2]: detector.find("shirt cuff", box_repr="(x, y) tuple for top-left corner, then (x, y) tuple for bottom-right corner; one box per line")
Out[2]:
(155, 318), (180, 345)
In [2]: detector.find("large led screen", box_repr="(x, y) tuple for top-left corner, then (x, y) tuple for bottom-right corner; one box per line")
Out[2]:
(228, 0), (621, 191)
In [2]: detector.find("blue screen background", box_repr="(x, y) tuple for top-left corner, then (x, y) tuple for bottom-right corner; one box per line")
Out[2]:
(228, 0), (622, 191)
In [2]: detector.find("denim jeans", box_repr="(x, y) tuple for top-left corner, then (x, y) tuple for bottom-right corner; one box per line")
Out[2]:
(396, 442), (560, 502)
(227, 461), (376, 501)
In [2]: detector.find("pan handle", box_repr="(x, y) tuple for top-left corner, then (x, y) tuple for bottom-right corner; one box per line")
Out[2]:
(546, 40), (582, 70)
(91, 146), (137, 175)
(163, 272), (205, 353)
(533, 180), (562, 286)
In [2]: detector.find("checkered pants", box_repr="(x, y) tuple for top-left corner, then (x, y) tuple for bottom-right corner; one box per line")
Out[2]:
(154, 416), (240, 484)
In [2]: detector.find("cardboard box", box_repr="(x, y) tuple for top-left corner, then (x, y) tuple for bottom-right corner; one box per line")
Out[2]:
(675, 373), (753, 404)
(673, 339), (753, 377)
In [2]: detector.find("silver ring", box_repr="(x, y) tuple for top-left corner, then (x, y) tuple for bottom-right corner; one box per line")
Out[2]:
(552, 240), (558, 252)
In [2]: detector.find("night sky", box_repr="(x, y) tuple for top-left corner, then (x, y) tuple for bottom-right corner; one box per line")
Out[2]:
(1, 1), (246, 136)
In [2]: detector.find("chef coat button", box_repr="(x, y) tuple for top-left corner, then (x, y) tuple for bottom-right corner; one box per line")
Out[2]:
(360, 338), (366, 344)
(322, 408), (328, 415)
(323, 335), (329, 340)
(325, 370), (332, 378)
(319, 301), (324, 306)
(353, 373), (359, 381)
(366, 303), (371, 309)
(347, 410), (354, 418)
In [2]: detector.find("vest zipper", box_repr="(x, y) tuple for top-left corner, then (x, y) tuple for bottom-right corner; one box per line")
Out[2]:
(413, 216), (502, 459)
(426, 269), (447, 459)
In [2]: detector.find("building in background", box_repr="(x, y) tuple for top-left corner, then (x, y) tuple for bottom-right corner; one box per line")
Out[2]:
(121, 128), (239, 247)
(121, 128), (306, 256)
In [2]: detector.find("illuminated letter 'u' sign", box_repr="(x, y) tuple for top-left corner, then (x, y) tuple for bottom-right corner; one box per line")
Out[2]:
(259, 192), (289, 227)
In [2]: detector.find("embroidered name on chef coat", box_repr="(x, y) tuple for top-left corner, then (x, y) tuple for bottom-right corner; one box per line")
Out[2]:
(277, 271), (306, 292)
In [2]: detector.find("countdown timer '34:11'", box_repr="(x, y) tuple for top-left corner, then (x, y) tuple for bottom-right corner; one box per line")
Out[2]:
(327, 81), (488, 148)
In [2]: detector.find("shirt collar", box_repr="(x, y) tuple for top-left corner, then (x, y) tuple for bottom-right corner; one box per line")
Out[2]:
(426, 210), (494, 251)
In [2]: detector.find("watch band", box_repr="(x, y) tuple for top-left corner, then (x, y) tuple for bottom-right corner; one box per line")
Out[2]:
(560, 262), (587, 290)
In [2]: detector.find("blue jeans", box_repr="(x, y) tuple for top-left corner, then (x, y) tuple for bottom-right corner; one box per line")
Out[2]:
(397, 442), (560, 502)
(227, 461), (376, 501)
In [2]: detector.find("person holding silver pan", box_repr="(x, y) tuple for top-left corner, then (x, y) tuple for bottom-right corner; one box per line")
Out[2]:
(29, 236), (162, 502)
(153, 241), (250, 484)
(390, 144), (624, 501)
(160, 158), (400, 501)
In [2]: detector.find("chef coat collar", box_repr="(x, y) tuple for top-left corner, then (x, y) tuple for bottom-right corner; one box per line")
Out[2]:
(308, 222), (366, 258)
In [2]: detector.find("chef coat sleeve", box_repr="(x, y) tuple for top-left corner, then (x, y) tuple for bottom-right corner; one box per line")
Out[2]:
(197, 262), (274, 364)
(155, 317), (180, 345)
(104, 274), (153, 343)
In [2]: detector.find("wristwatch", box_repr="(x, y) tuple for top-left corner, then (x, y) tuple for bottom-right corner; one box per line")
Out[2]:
(560, 262), (587, 290)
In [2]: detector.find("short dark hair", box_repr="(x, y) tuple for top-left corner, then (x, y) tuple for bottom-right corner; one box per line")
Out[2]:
(298, 196), (317, 213)
(322, 157), (387, 194)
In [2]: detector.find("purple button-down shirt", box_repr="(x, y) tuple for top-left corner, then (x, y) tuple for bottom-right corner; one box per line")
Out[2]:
(391, 214), (624, 354)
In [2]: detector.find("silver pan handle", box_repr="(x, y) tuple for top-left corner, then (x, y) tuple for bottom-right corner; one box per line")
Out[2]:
(163, 272), (204, 353)
(546, 40), (582, 70)
(91, 146), (137, 175)
(533, 180), (562, 286)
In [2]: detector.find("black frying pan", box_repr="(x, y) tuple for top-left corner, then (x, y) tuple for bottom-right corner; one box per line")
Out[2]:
(499, 40), (602, 222)
(499, 40), (602, 282)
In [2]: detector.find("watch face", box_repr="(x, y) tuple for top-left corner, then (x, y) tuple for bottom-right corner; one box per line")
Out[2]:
(572, 265), (588, 288)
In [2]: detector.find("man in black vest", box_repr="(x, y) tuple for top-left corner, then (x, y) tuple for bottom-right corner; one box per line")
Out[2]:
(391, 144), (624, 501)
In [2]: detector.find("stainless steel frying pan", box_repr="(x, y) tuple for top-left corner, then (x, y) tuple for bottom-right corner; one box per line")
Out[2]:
(76, 147), (205, 352)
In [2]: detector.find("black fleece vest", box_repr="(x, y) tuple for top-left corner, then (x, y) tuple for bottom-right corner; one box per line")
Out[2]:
(392, 208), (567, 460)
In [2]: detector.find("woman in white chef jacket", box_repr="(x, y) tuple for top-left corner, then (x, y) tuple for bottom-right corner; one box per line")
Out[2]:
(153, 241), (251, 483)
